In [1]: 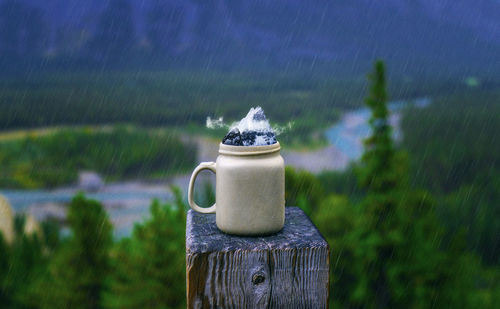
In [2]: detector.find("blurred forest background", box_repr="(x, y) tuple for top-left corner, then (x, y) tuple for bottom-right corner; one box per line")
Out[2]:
(0, 0), (499, 308)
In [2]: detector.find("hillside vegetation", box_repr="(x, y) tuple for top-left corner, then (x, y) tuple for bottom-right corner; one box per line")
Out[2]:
(0, 126), (196, 188)
(402, 89), (500, 265)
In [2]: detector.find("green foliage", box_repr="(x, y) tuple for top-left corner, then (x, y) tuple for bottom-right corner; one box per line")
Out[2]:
(285, 166), (324, 215)
(357, 60), (406, 193)
(0, 232), (10, 306)
(318, 166), (362, 199)
(340, 61), (477, 307)
(0, 72), (349, 131)
(442, 183), (500, 265)
(104, 187), (186, 309)
(349, 191), (485, 308)
(278, 113), (336, 148)
(36, 194), (112, 309)
(0, 126), (196, 188)
(301, 60), (496, 308)
(0, 71), (470, 148)
(402, 89), (500, 265)
(311, 194), (356, 305)
(2, 190), (188, 309)
(311, 188), (476, 308)
(39, 219), (61, 253)
(1, 65), (499, 308)
(402, 90), (500, 193)
(0, 215), (48, 309)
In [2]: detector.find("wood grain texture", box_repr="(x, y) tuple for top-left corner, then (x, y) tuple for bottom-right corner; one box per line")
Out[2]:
(186, 207), (329, 308)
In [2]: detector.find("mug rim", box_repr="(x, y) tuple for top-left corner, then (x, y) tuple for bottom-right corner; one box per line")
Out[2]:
(218, 142), (280, 156)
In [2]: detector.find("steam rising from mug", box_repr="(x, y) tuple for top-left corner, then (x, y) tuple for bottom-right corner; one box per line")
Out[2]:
(206, 107), (292, 146)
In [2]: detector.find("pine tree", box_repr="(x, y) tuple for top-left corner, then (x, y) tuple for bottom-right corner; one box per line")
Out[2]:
(38, 194), (112, 309)
(358, 60), (405, 194)
(0, 214), (48, 308)
(0, 232), (10, 306)
(315, 60), (482, 308)
(104, 187), (186, 309)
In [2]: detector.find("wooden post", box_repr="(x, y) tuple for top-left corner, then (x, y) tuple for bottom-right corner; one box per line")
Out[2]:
(186, 207), (329, 308)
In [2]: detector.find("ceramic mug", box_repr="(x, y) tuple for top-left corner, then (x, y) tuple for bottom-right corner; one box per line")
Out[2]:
(188, 142), (285, 235)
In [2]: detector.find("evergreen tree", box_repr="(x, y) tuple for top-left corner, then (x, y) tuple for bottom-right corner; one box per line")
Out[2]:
(309, 60), (483, 308)
(0, 214), (47, 309)
(104, 187), (186, 309)
(358, 60), (406, 194)
(0, 232), (10, 306)
(38, 194), (112, 309)
(350, 60), (479, 308)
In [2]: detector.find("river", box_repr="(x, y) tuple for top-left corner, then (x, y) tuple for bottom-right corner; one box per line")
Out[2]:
(1, 98), (430, 238)
(283, 97), (430, 172)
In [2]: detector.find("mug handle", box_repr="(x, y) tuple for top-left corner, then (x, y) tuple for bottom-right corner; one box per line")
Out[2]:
(188, 162), (216, 213)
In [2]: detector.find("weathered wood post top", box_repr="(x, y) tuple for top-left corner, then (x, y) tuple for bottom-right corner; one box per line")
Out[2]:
(186, 207), (330, 308)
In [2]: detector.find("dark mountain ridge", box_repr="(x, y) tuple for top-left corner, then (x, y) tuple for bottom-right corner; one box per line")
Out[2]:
(0, 0), (499, 76)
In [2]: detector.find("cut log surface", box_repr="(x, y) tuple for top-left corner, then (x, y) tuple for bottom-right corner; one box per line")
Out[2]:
(186, 207), (329, 308)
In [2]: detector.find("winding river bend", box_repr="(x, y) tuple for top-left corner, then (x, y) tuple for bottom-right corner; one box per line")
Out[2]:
(1, 98), (430, 237)
(283, 98), (430, 172)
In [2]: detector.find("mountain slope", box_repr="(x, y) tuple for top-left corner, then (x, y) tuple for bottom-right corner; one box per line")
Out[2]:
(1, 0), (499, 75)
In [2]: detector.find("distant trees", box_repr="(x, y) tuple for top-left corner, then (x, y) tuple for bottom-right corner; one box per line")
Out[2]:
(285, 166), (324, 216)
(286, 60), (489, 308)
(0, 232), (10, 305)
(402, 90), (500, 266)
(0, 127), (197, 189)
(1, 59), (498, 308)
(104, 187), (187, 308)
(38, 194), (112, 308)
(0, 214), (50, 308)
(346, 61), (481, 308)
(1, 189), (189, 308)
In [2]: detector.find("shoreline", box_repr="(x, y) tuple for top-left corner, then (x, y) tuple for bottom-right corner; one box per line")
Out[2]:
(1, 98), (429, 237)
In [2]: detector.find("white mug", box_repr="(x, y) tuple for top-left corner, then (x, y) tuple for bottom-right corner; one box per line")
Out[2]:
(188, 142), (285, 235)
